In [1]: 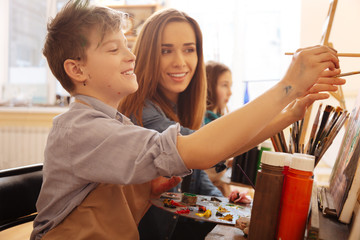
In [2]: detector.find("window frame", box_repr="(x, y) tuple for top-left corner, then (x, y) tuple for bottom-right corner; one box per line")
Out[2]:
(0, 0), (58, 105)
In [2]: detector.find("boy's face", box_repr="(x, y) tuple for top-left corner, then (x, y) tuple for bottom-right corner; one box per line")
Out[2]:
(81, 28), (137, 108)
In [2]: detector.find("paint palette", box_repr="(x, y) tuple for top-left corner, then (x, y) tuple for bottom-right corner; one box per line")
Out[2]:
(150, 192), (252, 226)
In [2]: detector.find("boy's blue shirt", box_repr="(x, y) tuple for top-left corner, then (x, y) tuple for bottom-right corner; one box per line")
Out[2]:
(31, 94), (190, 239)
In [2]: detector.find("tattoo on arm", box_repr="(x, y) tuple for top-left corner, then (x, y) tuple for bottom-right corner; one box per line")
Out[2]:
(284, 85), (292, 95)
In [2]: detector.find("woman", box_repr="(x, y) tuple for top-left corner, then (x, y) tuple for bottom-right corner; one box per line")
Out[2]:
(120, 8), (222, 240)
(120, 8), (344, 240)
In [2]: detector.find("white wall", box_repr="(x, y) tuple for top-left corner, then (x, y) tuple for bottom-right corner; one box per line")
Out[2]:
(300, 0), (360, 168)
(301, 0), (360, 102)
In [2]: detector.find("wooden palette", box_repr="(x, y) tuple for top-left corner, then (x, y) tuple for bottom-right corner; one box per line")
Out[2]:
(150, 192), (252, 226)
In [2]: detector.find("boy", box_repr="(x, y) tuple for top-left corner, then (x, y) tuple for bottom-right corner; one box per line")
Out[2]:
(31, 1), (186, 239)
(32, 0), (341, 239)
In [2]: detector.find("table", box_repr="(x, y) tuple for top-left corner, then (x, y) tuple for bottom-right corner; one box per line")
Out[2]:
(150, 193), (251, 226)
(205, 225), (246, 240)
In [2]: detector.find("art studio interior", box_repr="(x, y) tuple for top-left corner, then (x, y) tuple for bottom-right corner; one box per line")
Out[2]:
(1, 0), (360, 239)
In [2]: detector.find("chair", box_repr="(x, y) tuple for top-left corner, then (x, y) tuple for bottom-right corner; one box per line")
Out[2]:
(0, 163), (43, 231)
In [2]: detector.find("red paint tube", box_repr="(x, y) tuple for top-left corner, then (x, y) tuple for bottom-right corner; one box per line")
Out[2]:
(277, 155), (315, 240)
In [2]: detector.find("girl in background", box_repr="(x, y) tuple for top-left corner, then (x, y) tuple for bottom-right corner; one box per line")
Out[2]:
(205, 61), (232, 123)
(204, 61), (233, 197)
(204, 61), (253, 203)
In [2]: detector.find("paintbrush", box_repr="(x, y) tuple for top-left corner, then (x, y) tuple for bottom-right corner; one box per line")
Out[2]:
(297, 119), (304, 153)
(334, 71), (360, 78)
(320, 107), (342, 140)
(293, 121), (298, 153)
(316, 111), (348, 157)
(279, 130), (288, 153)
(285, 52), (360, 58)
(237, 164), (256, 190)
(311, 105), (334, 155)
(271, 136), (280, 152)
(316, 112), (349, 164)
(306, 104), (322, 154)
(317, 107), (337, 146)
(288, 127), (293, 153)
(275, 133), (284, 152)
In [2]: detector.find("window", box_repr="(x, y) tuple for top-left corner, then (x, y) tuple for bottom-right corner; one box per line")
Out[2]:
(0, 0), (300, 107)
(1, 0), (68, 106)
(7, 0), (47, 104)
(168, 0), (301, 111)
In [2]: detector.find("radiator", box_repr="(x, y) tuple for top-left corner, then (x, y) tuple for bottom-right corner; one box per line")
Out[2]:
(0, 126), (50, 170)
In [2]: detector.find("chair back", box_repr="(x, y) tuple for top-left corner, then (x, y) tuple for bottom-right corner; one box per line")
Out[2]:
(0, 163), (43, 231)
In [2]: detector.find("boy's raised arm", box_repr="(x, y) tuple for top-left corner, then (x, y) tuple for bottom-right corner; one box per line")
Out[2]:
(177, 45), (340, 170)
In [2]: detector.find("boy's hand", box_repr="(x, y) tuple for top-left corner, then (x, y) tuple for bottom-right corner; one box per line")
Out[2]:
(281, 45), (340, 98)
(150, 176), (181, 198)
(283, 69), (346, 122)
(307, 69), (345, 94)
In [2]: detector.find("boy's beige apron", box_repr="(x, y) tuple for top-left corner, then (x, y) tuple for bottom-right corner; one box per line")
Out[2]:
(42, 182), (152, 240)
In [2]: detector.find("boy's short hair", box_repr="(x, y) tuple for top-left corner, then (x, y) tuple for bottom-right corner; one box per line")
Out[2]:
(43, 0), (126, 93)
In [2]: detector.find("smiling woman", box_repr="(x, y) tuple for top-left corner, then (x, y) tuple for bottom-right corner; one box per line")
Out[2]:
(119, 8), (207, 130)
(158, 21), (198, 103)
(119, 8), (220, 240)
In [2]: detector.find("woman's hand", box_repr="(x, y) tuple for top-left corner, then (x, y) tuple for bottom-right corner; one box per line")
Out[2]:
(228, 190), (251, 204)
(281, 45), (340, 98)
(150, 176), (181, 198)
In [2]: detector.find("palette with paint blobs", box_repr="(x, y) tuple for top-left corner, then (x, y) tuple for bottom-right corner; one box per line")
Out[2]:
(150, 192), (252, 226)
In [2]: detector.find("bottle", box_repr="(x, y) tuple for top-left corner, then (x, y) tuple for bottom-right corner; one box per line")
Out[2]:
(249, 151), (285, 240)
(281, 152), (293, 176)
(256, 140), (273, 182)
(277, 154), (315, 240)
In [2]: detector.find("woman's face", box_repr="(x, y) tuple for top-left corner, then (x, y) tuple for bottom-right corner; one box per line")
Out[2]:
(159, 21), (198, 103)
(216, 70), (232, 112)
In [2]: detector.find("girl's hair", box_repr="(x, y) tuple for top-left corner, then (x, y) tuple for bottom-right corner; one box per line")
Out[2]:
(205, 61), (231, 114)
(119, 8), (207, 130)
(43, 0), (126, 93)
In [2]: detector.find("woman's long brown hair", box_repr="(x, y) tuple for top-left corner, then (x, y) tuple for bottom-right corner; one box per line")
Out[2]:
(119, 8), (207, 130)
